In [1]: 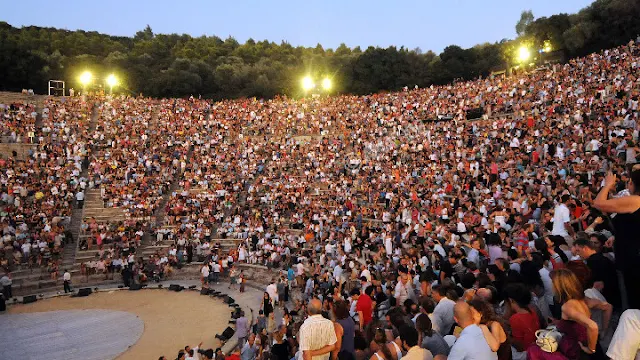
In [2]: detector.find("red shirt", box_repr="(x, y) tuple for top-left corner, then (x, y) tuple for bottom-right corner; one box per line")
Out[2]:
(356, 294), (373, 326)
(509, 311), (540, 349)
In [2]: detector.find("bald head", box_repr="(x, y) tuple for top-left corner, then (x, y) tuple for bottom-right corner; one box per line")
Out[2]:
(453, 301), (473, 328)
(308, 299), (323, 315)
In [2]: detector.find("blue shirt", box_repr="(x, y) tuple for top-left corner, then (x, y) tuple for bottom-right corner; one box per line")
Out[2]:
(235, 316), (250, 338)
(448, 325), (497, 360)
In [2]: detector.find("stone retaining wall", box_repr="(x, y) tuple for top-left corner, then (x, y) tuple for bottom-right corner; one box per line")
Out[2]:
(169, 263), (282, 287)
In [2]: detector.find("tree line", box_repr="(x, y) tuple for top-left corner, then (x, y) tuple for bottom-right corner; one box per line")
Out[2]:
(0, 0), (638, 100)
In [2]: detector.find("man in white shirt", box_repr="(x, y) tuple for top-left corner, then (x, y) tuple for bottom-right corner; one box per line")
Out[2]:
(185, 342), (202, 360)
(63, 270), (71, 293)
(359, 264), (371, 283)
(299, 299), (337, 360)
(212, 262), (221, 284)
(333, 263), (343, 283)
(266, 279), (278, 304)
(201, 264), (210, 287)
(431, 285), (456, 336)
(448, 302), (497, 359)
(75, 190), (84, 209)
(551, 195), (573, 241)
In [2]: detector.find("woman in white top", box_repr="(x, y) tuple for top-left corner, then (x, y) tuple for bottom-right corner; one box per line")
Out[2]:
(370, 328), (403, 360)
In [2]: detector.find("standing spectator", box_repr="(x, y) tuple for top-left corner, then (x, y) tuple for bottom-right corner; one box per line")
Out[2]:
(0, 273), (12, 299)
(261, 292), (274, 319)
(62, 269), (71, 293)
(266, 279), (278, 305)
(229, 266), (238, 290)
(212, 262), (221, 284)
(356, 286), (374, 331)
(299, 299), (337, 360)
(201, 263), (210, 287)
(235, 311), (250, 347)
(593, 171), (640, 309)
(552, 195), (574, 242)
(333, 299), (355, 359)
(239, 271), (246, 293)
(76, 189), (84, 209)
(606, 309), (640, 360)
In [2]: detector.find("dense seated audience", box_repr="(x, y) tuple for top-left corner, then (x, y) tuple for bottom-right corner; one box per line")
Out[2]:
(0, 101), (37, 143)
(151, 41), (640, 360)
(2, 39), (640, 360)
(1, 97), (92, 276)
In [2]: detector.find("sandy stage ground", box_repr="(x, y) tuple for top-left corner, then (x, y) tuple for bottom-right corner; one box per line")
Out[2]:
(7, 289), (231, 360)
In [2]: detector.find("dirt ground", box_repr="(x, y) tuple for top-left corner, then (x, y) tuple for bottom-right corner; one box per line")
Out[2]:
(7, 289), (230, 360)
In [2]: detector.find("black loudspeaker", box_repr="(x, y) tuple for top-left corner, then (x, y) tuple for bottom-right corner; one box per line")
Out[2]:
(216, 326), (235, 341)
(0, 295), (6, 312)
(169, 284), (183, 292)
(129, 283), (143, 291)
(200, 288), (211, 295)
(224, 296), (235, 304)
(22, 295), (37, 304)
(77, 288), (92, 297)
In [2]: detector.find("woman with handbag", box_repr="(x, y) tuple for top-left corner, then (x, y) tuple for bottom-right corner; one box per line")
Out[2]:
(528, 269), (611, 360)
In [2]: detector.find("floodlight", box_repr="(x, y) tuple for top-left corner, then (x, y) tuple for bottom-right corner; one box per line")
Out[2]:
(517, 47), (531, 63)
(79, 71), (93, 86)
(302, 76), (315, 91)
(322, 78), (332, 91)
(106, 74), (118, 87)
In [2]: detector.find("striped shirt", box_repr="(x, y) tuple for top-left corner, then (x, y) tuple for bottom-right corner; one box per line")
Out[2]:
(298, 315), (337, 360)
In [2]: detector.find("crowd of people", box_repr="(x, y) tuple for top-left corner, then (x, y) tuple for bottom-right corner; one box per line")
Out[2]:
(1, 37), (640, 360)
(155, 40), (640, 360)
(1, 97), (92, 279)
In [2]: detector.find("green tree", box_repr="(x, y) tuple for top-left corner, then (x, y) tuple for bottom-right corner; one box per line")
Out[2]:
(516, 10), (535, 37)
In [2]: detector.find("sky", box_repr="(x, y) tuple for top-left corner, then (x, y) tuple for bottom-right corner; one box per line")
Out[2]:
(2, 0), (594, 53)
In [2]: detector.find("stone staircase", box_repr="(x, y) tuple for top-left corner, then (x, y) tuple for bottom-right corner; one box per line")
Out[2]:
(82, 190), (125, 222)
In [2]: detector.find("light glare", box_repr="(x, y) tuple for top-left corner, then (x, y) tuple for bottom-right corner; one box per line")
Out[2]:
(322, 78), (332, 91)
(302, 76), (315, 91)
(79, 71), (93, 86)
(106, 74), (118, 87)
(518, 47), (531, 62)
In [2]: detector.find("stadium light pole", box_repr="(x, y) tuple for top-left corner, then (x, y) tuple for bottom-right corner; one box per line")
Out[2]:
(79, 71), (93, 94)
(106, 74), (118, 94)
